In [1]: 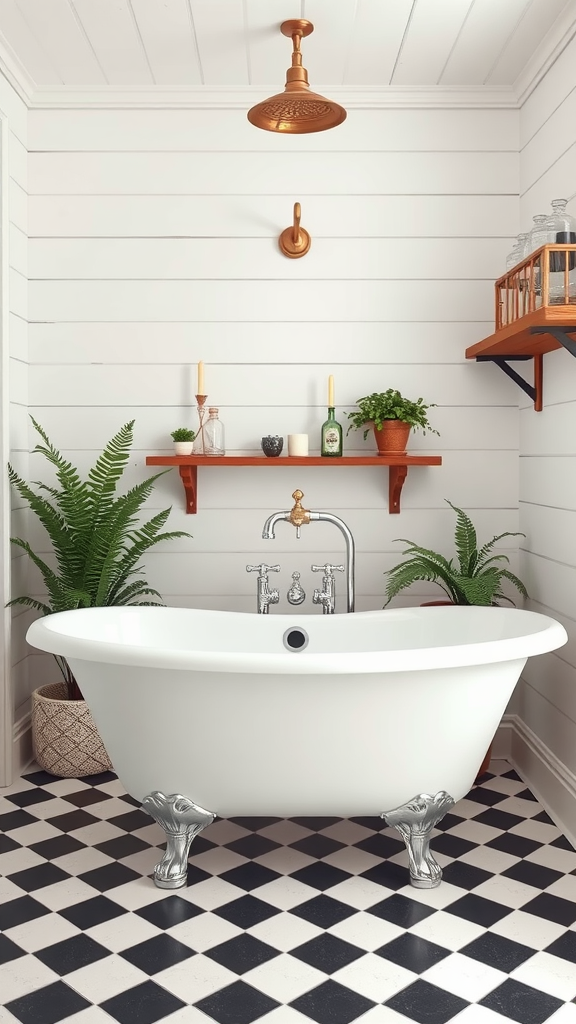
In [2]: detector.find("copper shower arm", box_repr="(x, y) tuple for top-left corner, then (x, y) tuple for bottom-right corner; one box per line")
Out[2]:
(279, 201), (311, 258)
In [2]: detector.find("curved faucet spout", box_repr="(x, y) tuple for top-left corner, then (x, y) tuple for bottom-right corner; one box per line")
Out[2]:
(309, 511), (355, 613)
(262, 511), (290, 540)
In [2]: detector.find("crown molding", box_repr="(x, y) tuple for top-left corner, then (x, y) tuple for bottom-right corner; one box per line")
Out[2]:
(27, 84), (518, 110)
(0, 36), (34, 107)
(514, 3), (576, 107)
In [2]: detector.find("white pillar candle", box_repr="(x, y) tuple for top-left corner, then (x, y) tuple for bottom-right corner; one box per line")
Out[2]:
(197, 361), (205, 395)
(288, 433), (309, 456)
(328, 375), (334, 406)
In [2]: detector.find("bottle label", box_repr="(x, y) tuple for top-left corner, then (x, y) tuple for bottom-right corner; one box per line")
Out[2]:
(324, 428), (340, 452)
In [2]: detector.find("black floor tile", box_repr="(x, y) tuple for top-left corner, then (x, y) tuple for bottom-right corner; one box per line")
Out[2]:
(94, 834), (152, 859)
(480, 978), (563, 1024)
(290, 894), (357, 929)
(460, 931), (535, 973)
(0, 833), (21, 853)
(503, 859), (563, 890)
(367, 894), (435, 929)
(21, 770), (60, 787)
(63, 788), (113, 807)
(59, 894), (127, 929)
(486, 832), (543, 858)
(434, 812), (465, 832)
(445, 893), (512, 927)
(440, 860), (493, 891)
(186, 862), (212, 885)
(472, 807), (524, 831)
(78, 862), (141, 891)
(544, 930), (576, 964)
(7, 862), (71, 892)
(78, 770), (117, 786)
(291, 933), (364, 974)
(360, 860), (411, 891)
(0, 933), (26, 964)
(502, 770), (522, 781)
(290, 980), (375, 1024)
(220, 861), (282, 892)
(0, 895), (51, 930)
(551, 834), (575, 851)
(289, 817), (342, 832)
(353, 832), (405, 859)
(35, 933), (110, 974)
(5, 981), (90, 1024)
(100, 980), (186, 1024)
(223, 833), (281, 859)
(376, 932), (451, 973)
(29, 835), (85, 860)
(45, 809), (99, 833)
(0, 808), (37, 832)
(206, 933), (280, 974)
(385, 979), (469, 1024)
(534, 810), (556, 826)
(516, 788), (539, 802)
(431, 833), (476, 859)
(288, 862), (351, 892)
(135, 895), (203, 930)
(213, 894), (281, 929)
(521, 893), (576, 926)
(121, 933), (195, 974)
(229, 816), (283, 832)
(196, 980), (280, 1024)
(5, 788), (58, 808)
(464, 787), (507, 807)
(289, 834), (345, 859)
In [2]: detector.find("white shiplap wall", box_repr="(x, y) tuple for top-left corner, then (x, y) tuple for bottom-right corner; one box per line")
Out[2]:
(0, 71), (28, 782)
(515, 34), (576, 829)
(24, 105), (521, 684)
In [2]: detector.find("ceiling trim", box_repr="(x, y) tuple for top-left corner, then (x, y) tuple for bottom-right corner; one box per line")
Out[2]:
(26, 85), (518, 110)
(514, 3), (576, 106)
(0, 38), (34, 107)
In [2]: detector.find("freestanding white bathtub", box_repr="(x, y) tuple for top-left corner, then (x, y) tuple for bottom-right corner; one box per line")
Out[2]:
(27, 605), (566, 890)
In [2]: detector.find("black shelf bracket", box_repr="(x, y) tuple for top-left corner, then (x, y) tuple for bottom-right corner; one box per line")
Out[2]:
(529, 325), (576, 357)
(476, 354), (543, 411)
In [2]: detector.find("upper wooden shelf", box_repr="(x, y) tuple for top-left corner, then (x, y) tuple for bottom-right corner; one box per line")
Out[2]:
(465, 307), (576, 359)
(145, 454), (442, 515)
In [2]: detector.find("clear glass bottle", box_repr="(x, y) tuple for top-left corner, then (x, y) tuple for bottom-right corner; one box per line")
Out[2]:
(204, 407), (225, 456)
(526, 214), (549, 256)
(505, 232), (529, 271)
(545, 199), (576, 303)
(321, 407), (343, 457)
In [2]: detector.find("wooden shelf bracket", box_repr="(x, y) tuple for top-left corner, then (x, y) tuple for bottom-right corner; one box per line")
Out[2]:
(179, 464), (198, 514)
(475, 353), (543, 412)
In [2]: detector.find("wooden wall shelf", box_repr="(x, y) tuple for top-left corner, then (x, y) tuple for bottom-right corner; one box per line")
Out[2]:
(145, 454), (442, 515)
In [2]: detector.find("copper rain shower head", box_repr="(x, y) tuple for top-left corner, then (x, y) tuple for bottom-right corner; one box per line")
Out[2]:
(247, 20), (347, 134)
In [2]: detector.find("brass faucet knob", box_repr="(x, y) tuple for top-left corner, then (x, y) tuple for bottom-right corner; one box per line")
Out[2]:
(289, 489), (310, 528)
(292, 490), (303, 501)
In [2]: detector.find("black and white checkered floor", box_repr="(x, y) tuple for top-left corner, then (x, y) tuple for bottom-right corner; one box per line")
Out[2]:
(1, 761), (576, 1024)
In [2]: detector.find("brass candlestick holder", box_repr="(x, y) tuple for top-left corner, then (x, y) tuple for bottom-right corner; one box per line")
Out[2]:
(193, 395), (208, 455)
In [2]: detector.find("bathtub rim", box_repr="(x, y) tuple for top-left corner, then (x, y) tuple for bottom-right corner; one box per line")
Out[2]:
(26, 605), (568, 676)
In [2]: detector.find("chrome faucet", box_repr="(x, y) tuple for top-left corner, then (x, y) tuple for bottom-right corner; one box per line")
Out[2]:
(312, 563), (344, 614)
(262, 490), (355, 613)
(246, 563), (280, 614)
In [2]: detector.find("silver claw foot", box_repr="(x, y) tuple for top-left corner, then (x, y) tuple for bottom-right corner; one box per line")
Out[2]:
(142, 791), (216, 889)
(381, 791), (455, 889)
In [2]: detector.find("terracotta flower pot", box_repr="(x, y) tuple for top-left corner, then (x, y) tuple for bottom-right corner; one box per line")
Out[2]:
(32, 682), (112, 778)
(373, 420), (411, 455)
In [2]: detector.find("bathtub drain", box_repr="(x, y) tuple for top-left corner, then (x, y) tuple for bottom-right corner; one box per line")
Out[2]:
(283, 627), (309, 651)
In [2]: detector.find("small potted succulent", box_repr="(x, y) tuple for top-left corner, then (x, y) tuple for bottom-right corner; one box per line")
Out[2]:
(171, 427), (196, 455)
(346, 388), (439, 455)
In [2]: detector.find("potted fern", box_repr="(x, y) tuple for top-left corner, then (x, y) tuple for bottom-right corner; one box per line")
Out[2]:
(384, 500), (528, 607)
(8, 418), (190, 777)
(346, 389), (439, 455)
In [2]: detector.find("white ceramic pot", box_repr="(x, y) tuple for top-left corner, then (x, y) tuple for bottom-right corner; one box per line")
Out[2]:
(173, 441), (194, 455)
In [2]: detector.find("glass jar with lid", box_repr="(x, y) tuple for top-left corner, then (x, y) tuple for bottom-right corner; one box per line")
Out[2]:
(204, 408), (225, 456)
(526, 214), (550, 256)
(545, 199), (576, 303)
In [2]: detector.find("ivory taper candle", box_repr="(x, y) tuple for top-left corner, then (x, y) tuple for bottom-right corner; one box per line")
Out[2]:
(328, 374), (334, 407)
(197, 361), (205, 395)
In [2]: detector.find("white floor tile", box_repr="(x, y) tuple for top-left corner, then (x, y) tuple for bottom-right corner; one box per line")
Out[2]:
(511, 819), (561, 844)
(322, 846), (382, 875)
(41, 778), (91, 797)
(199, 819), (250, 845)
(167, 911), (243, 952)
(421, 951), (506, 1000)
(247, 911), (323, 952)
(0, 876), (31, 902)
(320, 820), (376, 845)
(86, 912), (161, 952)
(408, 910), (485, 950)
(396, 881), (467, 911)
(544, 874), (576, 902)
(256, 820), (312, 845)
(153, 952), (237, 1002)
(511, 950), (576, 1001)
(450, 1005), (515, 1022)
(490, 909), (567, 949)
(244, 952), (326, 1002)
(26, 797), (84, 819)
(492, 796), (543, 819)
(69, 821), (126, 846)
(85, 797), (138, 819)
(132, 823), (164, 846)
(52, 848), (114, 876)
(446, 821), (502, 846)
(161, 1007), (224, 1024)
(254, 847), (315, 875)
(188, 847), (247, 875)
(325, 877), (395, 911)
(328, 911), (404, 951)
(0, 848), (45, 877)
(526, 846), (576, 875)
(256, 1008), (315, 1024)
(546, 1004), (576, 1023)
(332, 951), (416, 1002)
(459, 845), (519, 875)
(470, 874), (542, 909)
(0, 953), (58, 1002)
(37, 1009), (114, 1024)
(65, 952), (149, 1002)
(7, 820), (62, 846)
(181, 877), (247, 912)
(6, 911), (81, 952)
(251, 876), (319, 911)
(0, 778), (36, 796)
(118, 847), (162, 876)
(32, 877), (100, 912)
(355, 1008), (415, 1024)
(92, 779), (128, 798)
(105, 877), (174, 911)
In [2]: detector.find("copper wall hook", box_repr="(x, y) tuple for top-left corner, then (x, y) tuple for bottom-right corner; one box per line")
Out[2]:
(279, 202), (311, 258)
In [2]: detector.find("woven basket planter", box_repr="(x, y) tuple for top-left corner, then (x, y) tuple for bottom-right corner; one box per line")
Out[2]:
(32, 682), (112, 778)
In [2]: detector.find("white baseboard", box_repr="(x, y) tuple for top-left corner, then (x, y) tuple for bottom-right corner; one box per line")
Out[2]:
(13, 711), (33, 779)
(499, 714), (576, 849)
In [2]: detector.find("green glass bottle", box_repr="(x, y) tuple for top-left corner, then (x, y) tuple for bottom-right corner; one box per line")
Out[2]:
(321, 407), (343, 457)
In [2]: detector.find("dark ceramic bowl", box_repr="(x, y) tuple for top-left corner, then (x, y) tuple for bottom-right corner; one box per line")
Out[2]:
(261, 435), (284, 457)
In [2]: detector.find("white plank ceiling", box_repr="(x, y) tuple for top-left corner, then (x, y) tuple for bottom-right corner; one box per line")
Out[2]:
(0, 0), (573, 91)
